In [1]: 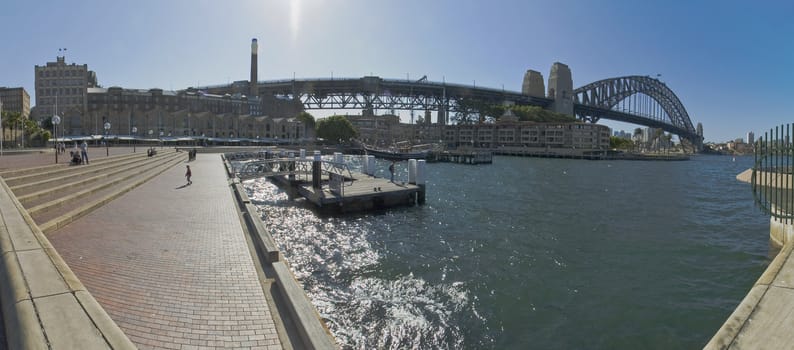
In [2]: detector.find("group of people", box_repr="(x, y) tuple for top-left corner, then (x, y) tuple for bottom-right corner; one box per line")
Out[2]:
(187, 148), (197, 161)
(69, 141), (89, 165)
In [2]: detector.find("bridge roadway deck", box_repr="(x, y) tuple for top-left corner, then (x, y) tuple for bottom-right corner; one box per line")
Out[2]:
(46, 153), (283, 349)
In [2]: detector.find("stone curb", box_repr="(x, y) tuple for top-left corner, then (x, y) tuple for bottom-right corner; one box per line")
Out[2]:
(0, 176), (136, 349)
(237, 184), (280, 264)
(224, 158), (337, 350)
(705, 242), (794, 349)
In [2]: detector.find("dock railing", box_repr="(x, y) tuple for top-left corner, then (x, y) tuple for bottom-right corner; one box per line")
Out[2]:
(752, 124), (794, 224)
(229, 151), (356, 197)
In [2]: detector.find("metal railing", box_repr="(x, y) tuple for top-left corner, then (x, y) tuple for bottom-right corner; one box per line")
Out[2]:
(227, 151), (356, 196)
(753, 124), (794, 223)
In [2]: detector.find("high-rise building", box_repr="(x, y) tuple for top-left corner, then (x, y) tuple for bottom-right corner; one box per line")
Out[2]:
(0, 87), (31, 119)
(747, 131), (755, 144)
(0, 87), (30, 146)
(34, 55), (98, 133)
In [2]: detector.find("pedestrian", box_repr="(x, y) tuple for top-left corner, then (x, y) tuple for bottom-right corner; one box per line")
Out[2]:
(389, 161), (395, 182)
(80, 140), (89, 164)
(185, 165), (192, 185)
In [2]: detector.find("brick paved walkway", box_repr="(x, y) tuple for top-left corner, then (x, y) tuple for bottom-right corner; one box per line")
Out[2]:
(48, 154), (283, 349)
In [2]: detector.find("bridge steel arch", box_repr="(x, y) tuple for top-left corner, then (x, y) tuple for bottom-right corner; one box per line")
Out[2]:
(201, 75), (701, 146)
(573, 75), (702, 146)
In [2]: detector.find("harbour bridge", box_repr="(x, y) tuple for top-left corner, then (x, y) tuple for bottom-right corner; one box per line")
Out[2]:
(202, 74), (702, 147)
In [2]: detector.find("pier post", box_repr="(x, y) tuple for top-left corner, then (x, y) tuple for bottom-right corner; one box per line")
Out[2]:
(288, 152), (296, 181)
(417, 160), (426, 204)
(408, 159), (417, 184)
(312, 151), (322, 189)
(367, 155), (376, 176)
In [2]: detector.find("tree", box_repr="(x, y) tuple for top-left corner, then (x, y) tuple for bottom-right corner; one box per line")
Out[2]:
(451, 98), (504, 125)
(609, 136), (634, 150)
(451, 101), (577, 124)
(1, 111), (22, 148)
(316, 115), (358, 144)
(507, 105), (576, 123)
(295, 111), (316, 140)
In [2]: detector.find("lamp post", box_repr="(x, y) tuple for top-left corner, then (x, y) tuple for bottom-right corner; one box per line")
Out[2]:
(104, 122), (111, 156)
(159, 131), (163, 149)
(131, 126), (138, 152)
(52, 115), (61, 163)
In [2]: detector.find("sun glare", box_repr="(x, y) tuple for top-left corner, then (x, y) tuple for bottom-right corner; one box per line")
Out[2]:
(290, 0), (300, 42)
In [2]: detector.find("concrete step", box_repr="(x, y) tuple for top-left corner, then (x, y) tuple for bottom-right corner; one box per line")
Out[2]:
(2, 152), (153, 187)
(23, 152), (185, 216)
(0, 151), (146, 179)
(7, 154), (162, 194)
(34, 155), (185, 234)
(15, 151), (182, 206)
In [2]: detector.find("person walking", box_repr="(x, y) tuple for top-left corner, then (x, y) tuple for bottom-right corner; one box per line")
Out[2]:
(389, 161), (395, 182)
(80, 140), (89, 164)
(185, 165), (192, 185)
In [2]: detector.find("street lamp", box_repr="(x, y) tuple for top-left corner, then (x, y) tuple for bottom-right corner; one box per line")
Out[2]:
(159, 131), (163, 149)
(52, 115), (61, 163)
(104, 122), (111, 156)
(131, 126), (138, 152)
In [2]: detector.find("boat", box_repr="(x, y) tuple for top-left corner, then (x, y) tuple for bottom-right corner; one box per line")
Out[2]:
(363, 141), (431, 160)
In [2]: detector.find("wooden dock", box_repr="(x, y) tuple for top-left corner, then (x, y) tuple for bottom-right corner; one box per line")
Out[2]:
(271, 172), (425, 213)
(228, 152), (428, 213)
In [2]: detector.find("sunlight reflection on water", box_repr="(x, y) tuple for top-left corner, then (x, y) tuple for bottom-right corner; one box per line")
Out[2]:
(246, 178), (476, 349)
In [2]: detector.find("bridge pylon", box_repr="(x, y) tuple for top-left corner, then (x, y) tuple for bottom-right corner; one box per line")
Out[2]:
(548, 62), (574, 116)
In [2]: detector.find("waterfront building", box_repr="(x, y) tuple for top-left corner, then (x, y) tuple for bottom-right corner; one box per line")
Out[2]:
(346, 113), (406, 147)
(33, 55), (97, 122)
(348, 111), (609, 150)
(747, 131), (755, 145)
(83, 87), (305, 142)
(441, 121), (610, 150)
(0, 87), (31, 147)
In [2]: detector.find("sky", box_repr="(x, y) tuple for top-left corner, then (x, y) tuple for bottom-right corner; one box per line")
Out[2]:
(1, 0), (793, 143)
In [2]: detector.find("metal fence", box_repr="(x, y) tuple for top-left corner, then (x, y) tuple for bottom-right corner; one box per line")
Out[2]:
(753, 124), (794, 223)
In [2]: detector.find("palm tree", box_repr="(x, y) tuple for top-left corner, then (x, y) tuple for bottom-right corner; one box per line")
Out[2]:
(1, 111), (21, 148)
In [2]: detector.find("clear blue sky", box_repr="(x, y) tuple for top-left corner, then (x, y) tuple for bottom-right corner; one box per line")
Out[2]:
(2, 0), (792, 143)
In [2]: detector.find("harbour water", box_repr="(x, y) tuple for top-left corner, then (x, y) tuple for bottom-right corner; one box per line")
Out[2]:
(244, 155), (769, 349)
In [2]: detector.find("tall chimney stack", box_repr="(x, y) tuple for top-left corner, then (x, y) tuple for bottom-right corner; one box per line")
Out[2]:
(250, 38), (258, 97)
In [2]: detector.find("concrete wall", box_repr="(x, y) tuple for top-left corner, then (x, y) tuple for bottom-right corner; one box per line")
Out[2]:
(769, 217), (794, 249)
